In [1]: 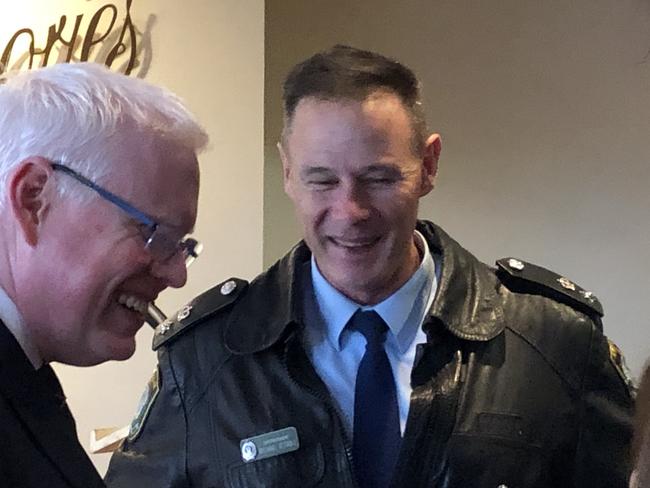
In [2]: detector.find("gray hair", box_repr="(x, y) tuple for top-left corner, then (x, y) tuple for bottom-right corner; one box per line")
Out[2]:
(0, 62), (208, 205)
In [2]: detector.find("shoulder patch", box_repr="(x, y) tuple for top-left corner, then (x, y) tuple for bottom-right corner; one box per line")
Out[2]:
(608, 339), (637, 396)
(152, 277), (248, 350)
(496, 257), (603, 319)
(127, 368), (160, 442)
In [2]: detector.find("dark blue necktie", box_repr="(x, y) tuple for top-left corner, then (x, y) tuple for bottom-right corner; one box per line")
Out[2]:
(351, 310), (401, 488)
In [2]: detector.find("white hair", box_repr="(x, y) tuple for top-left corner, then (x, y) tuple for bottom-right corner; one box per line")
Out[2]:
(0, 62), (208, 205)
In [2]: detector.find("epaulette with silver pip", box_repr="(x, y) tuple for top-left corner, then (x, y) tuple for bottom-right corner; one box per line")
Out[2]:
(496, 257), (603, 325)
(152, 277), (248, 350)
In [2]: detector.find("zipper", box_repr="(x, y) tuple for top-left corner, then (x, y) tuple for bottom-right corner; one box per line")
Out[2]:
(282, 331), (359, 487)
(395, 347), (464, 487)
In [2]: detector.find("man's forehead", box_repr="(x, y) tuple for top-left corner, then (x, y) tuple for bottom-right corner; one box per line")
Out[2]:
(292, 90), (405, 115)
(286, 98), (413, 156)
(288, 92), (412, 137)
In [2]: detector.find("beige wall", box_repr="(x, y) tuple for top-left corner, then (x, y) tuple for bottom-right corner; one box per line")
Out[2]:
(2, 0), (264, 474)
(265, 0), (650, 376)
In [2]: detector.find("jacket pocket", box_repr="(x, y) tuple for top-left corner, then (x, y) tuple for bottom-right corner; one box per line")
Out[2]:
(227, 442), (325, 488)
(445, 432), (549, 487)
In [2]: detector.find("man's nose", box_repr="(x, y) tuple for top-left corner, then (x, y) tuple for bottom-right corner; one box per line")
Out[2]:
(334, 184), (371, 222)
(150, 252), (188, 289)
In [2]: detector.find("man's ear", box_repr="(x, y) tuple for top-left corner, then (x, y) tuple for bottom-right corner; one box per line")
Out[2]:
(277, 141), (293, 196)
(419, 133), (442, 197)
(9, 158), (55, 246)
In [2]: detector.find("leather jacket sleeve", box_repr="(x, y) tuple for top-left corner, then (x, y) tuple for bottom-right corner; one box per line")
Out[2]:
(572, 325), (634, 487)
(104, 348), (188, 488)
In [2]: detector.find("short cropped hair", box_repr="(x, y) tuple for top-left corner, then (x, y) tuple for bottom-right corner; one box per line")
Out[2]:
(282, 45), (427, 154)
(0, 63), (208, 205)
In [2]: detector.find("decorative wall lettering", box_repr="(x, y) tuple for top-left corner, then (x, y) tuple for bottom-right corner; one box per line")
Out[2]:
(0, 0), (154, 78)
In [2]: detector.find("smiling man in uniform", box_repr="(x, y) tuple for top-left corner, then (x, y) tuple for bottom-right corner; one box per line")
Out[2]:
(107, 46), (634, 488)
(0, 62), (207, 487)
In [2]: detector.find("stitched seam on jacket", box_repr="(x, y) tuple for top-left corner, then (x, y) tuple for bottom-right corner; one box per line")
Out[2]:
(167, 348), (191, 484)
(184, 332), (233, 414)
(505, 325), (584, 395)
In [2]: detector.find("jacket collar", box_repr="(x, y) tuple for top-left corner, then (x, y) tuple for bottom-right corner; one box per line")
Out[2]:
(417, 221), (504, 341)
(225, 221), (504, 354)
(224, 243), (309, 354)
(0, 321), (104, 487)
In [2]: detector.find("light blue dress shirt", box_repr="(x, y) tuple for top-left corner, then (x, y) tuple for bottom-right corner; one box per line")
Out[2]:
(302, 231), (438, 436)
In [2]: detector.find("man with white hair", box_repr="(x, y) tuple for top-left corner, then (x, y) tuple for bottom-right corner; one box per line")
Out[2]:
(0, 63), (207, 487)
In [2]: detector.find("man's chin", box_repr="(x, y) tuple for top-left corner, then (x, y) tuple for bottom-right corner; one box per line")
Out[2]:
(64, 344), (135, 366)
(105, 336), (138, 362)
(76, 334), (138, 365)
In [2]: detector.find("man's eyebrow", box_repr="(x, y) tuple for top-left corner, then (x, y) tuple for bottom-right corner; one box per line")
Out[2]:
(300, 166), (335, 178)
(357, 164), (404, 178)
(362, 163), (400, 172)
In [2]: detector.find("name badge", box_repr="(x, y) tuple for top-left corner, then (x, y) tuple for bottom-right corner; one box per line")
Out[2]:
(240, 426), (300, 463)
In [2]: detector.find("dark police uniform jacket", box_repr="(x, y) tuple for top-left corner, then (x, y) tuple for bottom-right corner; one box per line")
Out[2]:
(0, 321), (105, 488)
(106, 221), (634, 488)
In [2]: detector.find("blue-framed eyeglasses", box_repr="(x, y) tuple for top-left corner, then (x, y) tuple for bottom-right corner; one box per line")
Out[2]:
(51, 163), (202, 265)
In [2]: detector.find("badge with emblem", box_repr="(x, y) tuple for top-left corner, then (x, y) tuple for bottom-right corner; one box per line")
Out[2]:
(127, 368), (161, 442)
(608, 339), (637, 396)
(239, 427), (300, 463)
(241, 440), (258, 462)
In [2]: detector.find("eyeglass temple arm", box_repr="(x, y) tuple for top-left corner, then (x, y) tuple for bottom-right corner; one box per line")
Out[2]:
(51, 163), (157, 228)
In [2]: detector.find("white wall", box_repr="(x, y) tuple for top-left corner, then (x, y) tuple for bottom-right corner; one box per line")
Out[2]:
(265, 0), (650, 376)
(2, 0), (264, 475)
